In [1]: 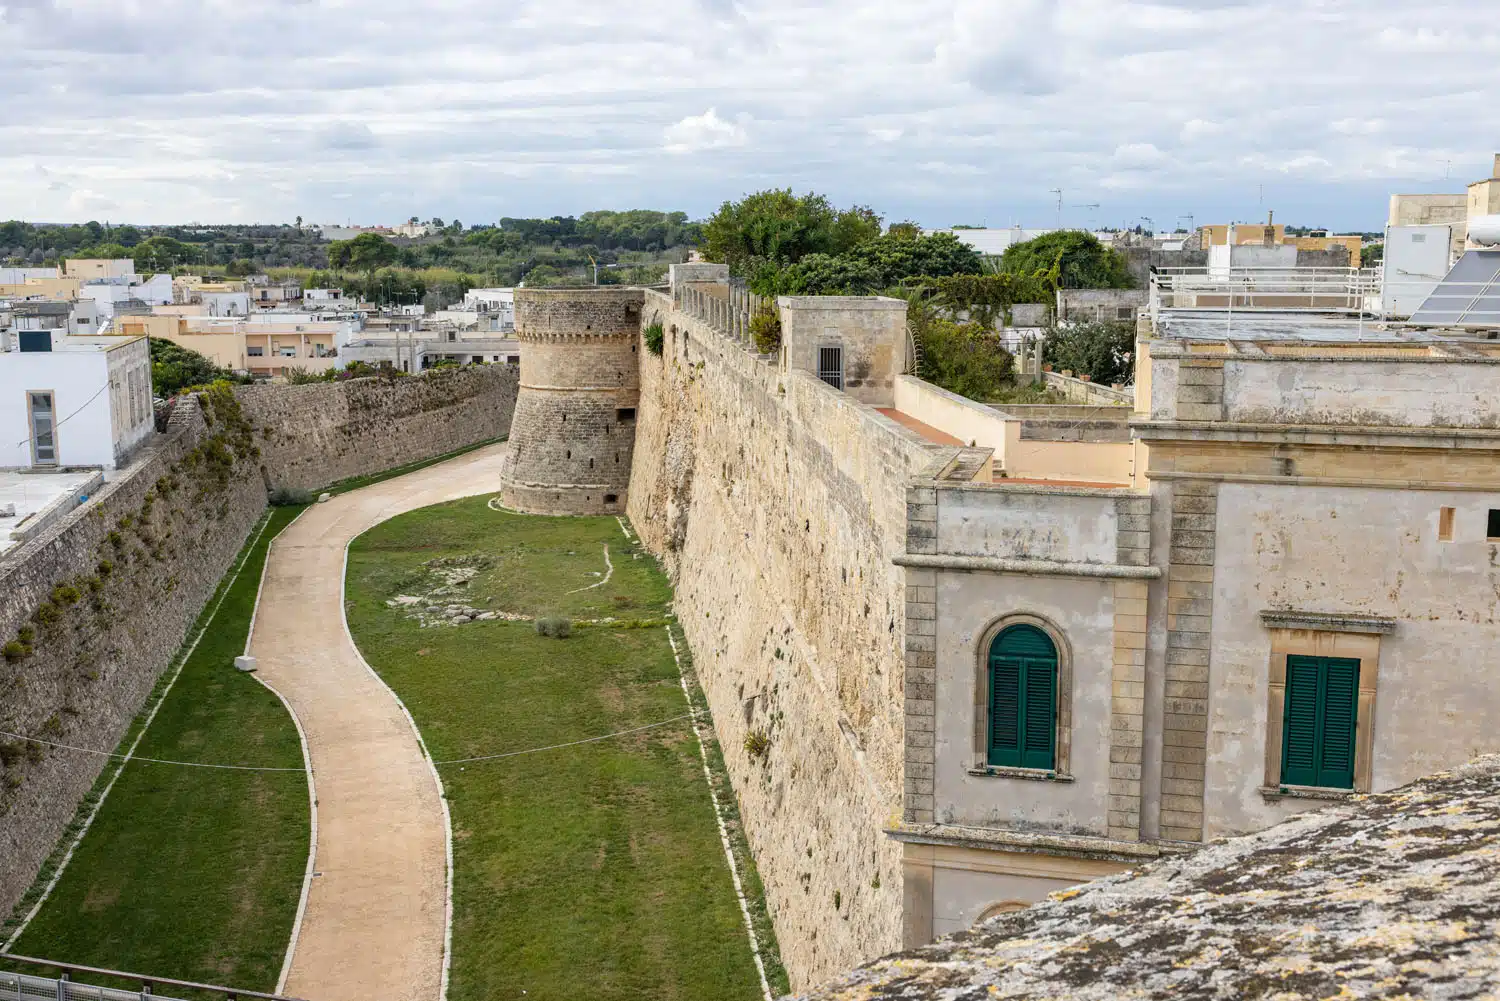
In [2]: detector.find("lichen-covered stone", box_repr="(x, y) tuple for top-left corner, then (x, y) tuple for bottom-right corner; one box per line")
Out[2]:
(796, 755), (1500, 1001)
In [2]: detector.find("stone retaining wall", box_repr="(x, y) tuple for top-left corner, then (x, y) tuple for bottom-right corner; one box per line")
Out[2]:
(239, 365), (519, 493)
(627, 291), (942, 989)
(0, 397), (266, 918)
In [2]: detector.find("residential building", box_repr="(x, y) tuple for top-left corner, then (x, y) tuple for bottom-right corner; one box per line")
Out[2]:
(0, 330), (152, 470)
(113, 312), (355, 378)
(1467, 154), (1500, 237)
(930, 227), (1056, 257)
(62, 258), (135, 281)
(250, 281), (302, 309)
(78, 272), (173, 320)
(1055, 289), (1146, 326)
(0, 268), (59, 285)
(887, 255), (1500, 946)
(1199, 222), (1363, 268)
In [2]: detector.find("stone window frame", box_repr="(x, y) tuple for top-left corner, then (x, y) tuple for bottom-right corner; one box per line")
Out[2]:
(970, 612), (1074, 780)
(1259, 611), (1394, 797)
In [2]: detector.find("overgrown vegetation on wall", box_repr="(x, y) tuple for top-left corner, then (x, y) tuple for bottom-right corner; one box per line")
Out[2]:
(0, 388), (268, 918)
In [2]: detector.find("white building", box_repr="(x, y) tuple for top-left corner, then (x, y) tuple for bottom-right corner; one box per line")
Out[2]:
(78, 273), (173, 320)
(929, 227), (1057, 256)
(0, 331), (153, 470)
(0, 267), (60, 285)
(199, 289), (252, 317)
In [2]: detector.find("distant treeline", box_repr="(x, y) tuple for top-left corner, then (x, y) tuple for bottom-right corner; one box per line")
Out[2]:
(0, 210), (701, 286)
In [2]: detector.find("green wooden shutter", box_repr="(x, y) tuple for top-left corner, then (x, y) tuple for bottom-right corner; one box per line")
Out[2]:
(988, 626), (1057, 770)
(989, 657), (1022, 765)
(1281, 655), (1359, 789)
(1021, 659), (1056, 770)
(1318, 658), (1359, 790)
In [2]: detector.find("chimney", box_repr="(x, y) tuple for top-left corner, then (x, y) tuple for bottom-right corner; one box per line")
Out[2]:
(1263, 209), (1275, 248)
(1493, 153), (1500, 179)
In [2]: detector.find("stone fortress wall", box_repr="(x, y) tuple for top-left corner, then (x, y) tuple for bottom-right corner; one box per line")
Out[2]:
(625, 284), (945, 988)
(1, 368), (521, 921)
(498, 288), (645, 515)
(0, 398), (266, 919)
(238, 363), (519, 493)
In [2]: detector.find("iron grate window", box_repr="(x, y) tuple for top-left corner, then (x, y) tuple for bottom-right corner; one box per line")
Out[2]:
(818, 345), (844, 390)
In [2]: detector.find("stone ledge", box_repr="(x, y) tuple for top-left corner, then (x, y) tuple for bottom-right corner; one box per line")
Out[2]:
(886, 822), (1162, 862)
(965, 766), (1075, 784)
(1259, 609), (1397, 634)
(896, 553), (1161, 580)
(1259, 784), (1358, 802)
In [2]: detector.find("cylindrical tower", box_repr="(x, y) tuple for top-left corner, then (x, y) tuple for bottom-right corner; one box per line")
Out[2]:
(497, 287), (645, 515)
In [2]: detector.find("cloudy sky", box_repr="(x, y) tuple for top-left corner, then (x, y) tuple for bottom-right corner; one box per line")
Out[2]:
(1, 0), (1496, 230)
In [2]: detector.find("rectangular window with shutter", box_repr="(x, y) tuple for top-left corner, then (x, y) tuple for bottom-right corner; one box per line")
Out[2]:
(1280, 655), (1359, 789)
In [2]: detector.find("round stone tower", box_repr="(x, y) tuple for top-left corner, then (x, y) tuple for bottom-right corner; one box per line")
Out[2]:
(497, 287), (645, 515)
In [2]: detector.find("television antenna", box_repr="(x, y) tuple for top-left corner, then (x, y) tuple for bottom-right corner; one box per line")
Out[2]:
(1049, 188), (1063, 230)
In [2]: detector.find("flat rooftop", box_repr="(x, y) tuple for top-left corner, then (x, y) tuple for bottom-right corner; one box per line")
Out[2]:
(1155, 310), (1500, 346)
(0, 469), (101, 556)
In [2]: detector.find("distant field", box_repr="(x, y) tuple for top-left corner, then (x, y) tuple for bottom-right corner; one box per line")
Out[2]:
(6, 505), (310, 996)
(345, 497), (786, 1001)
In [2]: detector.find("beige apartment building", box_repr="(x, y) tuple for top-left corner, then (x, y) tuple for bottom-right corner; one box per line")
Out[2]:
(113, 314), (346, 378)
(63, 258), (136, 281)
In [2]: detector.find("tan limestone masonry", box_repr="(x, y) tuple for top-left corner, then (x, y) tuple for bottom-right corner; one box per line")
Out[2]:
(1110, 494), (1152, 841)
(250, 443), (509, 1001)
(1162, 479), (1217, 842)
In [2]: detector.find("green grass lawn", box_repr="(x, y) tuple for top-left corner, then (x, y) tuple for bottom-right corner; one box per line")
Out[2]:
(346, 497), (786, 1001)
(6, 505), (310, 996)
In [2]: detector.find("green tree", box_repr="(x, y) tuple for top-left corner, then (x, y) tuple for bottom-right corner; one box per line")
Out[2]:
(327, 232), (399, 273)
(701, 189), (881, 272)
(70, 243), (133, 260)
(1042, 320), (1135, 385)
(149, 338), (244, 396)
(886, 220), (923, 240)
(1000, 231), (1132, 289)
(921, 319), (1016, 401)
(133, 236), (196, 272)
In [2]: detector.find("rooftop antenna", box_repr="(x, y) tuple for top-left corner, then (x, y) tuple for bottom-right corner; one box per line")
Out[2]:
(1050, 188), (1063, 230)
(1178, 213), (1195, 233)
(1077, 202), (1100, 228)
(1443, 159), (1453, 180)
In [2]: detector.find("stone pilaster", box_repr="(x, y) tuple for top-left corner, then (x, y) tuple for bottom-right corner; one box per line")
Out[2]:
(1161, 480), (1217, 842)
(1175, 359), (1224, 422)
(903, 485), (938, 823)
(1109, 495), (1151, 840)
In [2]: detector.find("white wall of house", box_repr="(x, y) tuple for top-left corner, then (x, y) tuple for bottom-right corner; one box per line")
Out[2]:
(0, 338), (152, 469)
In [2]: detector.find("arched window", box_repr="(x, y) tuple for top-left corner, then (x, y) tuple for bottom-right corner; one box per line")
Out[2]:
(988, 624), (1058, 770)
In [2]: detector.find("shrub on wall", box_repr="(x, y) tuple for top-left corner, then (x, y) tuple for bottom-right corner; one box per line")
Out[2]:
(643, 322), (664, 356)
(750, 308), (781, 355)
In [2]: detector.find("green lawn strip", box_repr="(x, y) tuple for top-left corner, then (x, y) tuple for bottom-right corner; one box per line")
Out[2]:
(666, 620), (792, 996)
(7, 504), (310, 999)
(346, 497), (775, 1001)
(322, 435), (506, 497)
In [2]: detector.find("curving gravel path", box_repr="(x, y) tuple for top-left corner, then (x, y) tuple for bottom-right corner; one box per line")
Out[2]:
(248, 443), (508, 1001)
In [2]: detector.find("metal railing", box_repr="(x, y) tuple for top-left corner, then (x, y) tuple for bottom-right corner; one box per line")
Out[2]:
(1149, 267), (1381, 320)
(1148, 266), (1500, 330)
(0, 954), (305, 1001)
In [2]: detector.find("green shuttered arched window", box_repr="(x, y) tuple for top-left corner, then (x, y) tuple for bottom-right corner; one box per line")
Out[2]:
(988, 624), (1058, 770)
(1280, 655), (1359, 789)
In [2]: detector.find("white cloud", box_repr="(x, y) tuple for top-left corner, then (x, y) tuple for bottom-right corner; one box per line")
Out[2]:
(0, 0), (1494, 229)
(662, 108), (747, 154)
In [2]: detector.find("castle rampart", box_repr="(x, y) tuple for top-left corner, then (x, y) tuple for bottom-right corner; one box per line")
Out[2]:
(628, 282), (944, 987)
(497, 287), (645, 515)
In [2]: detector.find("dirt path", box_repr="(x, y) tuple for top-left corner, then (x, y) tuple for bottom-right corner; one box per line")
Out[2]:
(249, 444), (508, 1001)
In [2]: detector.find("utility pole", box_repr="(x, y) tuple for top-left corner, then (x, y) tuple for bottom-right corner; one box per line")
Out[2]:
(1050, 189), (1063, 231)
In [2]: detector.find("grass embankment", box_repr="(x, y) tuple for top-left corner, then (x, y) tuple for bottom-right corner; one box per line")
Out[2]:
(5, 505), (310, 995)
(346, 498), (787, 1001)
